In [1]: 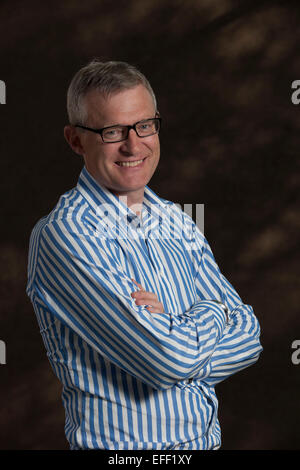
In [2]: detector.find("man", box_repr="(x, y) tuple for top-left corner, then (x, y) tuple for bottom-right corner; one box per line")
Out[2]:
(26, 59), (262, 450)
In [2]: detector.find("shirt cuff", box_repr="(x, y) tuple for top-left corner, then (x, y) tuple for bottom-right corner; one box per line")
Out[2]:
(209, 299), (230, 324)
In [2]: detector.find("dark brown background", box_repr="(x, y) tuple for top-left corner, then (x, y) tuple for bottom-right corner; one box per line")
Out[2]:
(0, 0), (299, 450)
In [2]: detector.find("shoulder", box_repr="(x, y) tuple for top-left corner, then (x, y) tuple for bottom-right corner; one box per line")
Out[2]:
(29, 186), (98, 247)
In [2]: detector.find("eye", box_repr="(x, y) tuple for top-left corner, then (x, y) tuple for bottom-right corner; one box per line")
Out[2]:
(103, 127), (123, 140)
(137, 121), (154, 134)
(106, 128), (118, 136)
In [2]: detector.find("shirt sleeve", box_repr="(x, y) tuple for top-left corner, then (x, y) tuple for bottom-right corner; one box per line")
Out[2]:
(29, 219), (230, 391)
(191, 229), (263, 385)
(202, 304), (262, 386)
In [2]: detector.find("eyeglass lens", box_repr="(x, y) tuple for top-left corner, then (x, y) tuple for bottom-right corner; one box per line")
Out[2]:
(102, 118), (160, 142)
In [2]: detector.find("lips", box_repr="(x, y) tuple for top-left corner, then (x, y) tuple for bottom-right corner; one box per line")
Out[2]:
(115, 158), (146, 167)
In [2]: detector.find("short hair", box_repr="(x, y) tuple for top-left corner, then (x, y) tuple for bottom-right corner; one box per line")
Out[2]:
(66, 59), (157, 125)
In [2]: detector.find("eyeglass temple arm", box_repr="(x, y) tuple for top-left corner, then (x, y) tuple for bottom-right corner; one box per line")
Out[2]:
(75, 124), (99, 134)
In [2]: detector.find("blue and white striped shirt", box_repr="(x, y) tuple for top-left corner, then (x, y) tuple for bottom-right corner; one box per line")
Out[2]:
(26, 166), (262, 450)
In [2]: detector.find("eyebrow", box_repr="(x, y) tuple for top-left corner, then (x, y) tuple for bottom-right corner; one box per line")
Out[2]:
(101, 116), (155, 128)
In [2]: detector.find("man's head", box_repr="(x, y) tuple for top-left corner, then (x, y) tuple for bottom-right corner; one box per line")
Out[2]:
(64, 60), (160, 207)
(66, 60), (157, 126)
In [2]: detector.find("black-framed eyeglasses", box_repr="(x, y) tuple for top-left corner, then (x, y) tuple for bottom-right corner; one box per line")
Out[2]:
(75, 117), (161, 143)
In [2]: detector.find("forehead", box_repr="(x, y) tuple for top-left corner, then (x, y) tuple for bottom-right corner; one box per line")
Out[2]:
(83, 85), (155, 125)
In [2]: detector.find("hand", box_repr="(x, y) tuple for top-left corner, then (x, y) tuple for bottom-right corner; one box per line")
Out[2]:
(131, 279), (165, 314)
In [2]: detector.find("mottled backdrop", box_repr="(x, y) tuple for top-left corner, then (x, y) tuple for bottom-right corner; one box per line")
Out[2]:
(0, 0), (299, 450)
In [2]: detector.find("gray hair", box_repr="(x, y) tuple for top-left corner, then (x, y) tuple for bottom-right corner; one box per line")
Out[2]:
(66, 59), (157, 125)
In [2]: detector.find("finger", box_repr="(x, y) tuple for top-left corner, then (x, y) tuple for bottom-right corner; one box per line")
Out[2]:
(133, 296), (161, 308)
(133, 291), (157, 301)
(136, 298), (164, 310)
(146, 305), (165, 314)
(133, 294), (160, 305)
(131, 279), (145, 291)
(130, 280), (164, 312)
(134, 296), (157, 305)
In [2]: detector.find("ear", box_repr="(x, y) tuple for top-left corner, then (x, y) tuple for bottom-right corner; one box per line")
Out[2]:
(64, 125), (85, 156)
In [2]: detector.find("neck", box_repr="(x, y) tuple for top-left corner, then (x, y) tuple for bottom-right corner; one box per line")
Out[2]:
(115, 189), (145, 216)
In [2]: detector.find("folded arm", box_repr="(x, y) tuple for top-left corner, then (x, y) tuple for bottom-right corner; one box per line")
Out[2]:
(28, 220), (230, 390)
(190, 230), (262, 385)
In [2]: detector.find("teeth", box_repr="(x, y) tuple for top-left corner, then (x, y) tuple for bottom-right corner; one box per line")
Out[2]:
(117, 159), (143, 167)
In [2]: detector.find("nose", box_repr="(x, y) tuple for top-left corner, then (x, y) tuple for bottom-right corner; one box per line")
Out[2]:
(120, 128), (141, 155)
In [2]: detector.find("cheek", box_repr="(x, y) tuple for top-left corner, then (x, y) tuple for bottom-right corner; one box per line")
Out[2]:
(90, 146), (113, 166)
(153, 136), (160, 153)
(151, 140), (160, 163)
(146, 136), (160, 156)
(84, 147), (108, 175)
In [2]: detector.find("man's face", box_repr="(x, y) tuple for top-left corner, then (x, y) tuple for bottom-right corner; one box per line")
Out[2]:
(70, 85), (160, 206)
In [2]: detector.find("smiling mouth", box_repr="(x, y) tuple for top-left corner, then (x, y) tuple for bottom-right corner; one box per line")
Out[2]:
(116, 158), (146, 167)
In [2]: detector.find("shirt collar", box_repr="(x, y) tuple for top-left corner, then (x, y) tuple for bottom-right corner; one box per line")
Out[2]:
(76, 166), (169, 225)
